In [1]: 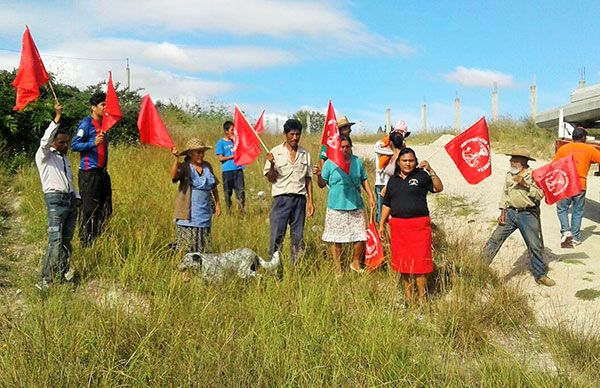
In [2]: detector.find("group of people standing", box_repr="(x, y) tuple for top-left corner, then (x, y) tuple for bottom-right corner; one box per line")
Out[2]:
(35, 91), (598, 303)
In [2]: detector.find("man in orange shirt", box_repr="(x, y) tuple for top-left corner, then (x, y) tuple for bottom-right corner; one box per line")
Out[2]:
(554, 127), (600, 247)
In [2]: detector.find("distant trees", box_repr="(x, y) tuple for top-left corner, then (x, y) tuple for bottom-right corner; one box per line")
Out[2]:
(291, 109), (325, 134)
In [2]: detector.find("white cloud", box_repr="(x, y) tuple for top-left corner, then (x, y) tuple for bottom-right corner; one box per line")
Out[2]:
(444, 66), (515, 88)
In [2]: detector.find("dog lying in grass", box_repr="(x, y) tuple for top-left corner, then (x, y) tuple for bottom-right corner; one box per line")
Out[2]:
(178, 248), (280, 280)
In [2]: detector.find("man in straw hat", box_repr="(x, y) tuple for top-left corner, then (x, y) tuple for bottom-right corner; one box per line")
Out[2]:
(483, 147), (556, 287)
(319, 115), (355, 168)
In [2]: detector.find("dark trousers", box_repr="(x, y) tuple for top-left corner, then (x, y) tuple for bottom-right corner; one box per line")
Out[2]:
(222, 170), (245, 209)
(78, 169), (112, 246)
(483, 208), (547, 279)
(269, 194), (306, 265)
(42, 192), (77, 283)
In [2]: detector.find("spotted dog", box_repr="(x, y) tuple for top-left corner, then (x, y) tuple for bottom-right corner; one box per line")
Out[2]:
(178, 248), (280, 280)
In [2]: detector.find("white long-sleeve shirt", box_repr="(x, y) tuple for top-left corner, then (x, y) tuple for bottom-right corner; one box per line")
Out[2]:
(35, 121), (78, 197)
(374, 139), (394, 186)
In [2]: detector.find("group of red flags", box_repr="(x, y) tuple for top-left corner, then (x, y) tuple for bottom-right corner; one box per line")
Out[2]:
(11, 27), (581, 206)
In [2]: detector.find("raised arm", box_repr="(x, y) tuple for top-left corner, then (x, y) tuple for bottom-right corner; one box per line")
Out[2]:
(39, 103), (62, 153)
(420, 160), (443, 193)
(170, 147), (183, 181)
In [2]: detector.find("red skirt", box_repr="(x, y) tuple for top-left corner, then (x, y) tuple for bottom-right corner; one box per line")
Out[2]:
(389, 216), (433, 274)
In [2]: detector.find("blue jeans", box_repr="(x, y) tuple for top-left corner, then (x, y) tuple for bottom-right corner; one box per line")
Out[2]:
(42, 192), (78, 283)
(556, 191), (586, 241)
(269, 194), (306, 265)
(375, 185), (384, 223)
(222, 170), (245, 209)
(483, 208), (547, 279)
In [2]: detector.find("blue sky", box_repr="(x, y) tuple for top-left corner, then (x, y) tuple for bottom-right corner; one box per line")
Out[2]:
(1, 0), (599, 132)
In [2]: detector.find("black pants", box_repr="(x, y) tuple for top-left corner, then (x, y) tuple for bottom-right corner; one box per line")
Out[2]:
(78, 169), (112, 246)
(222, 170), (245, 209)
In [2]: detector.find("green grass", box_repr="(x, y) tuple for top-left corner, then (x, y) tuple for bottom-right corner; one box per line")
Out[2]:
(0, 115), (595, 386)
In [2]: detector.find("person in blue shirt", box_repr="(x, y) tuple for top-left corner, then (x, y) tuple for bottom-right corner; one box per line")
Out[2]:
(71, 92), (112, 247)
(314, 135), (376, 274)
(215, 120), (245, 211)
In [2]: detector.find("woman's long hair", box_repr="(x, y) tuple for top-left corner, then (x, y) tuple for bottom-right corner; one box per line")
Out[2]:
(394, 147), (418, 175)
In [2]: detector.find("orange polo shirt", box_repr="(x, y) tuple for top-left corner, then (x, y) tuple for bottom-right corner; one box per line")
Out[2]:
(553, 142), (600, 190)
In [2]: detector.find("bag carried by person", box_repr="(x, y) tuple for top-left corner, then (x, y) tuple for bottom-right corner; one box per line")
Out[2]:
(364, 210), (385, 271)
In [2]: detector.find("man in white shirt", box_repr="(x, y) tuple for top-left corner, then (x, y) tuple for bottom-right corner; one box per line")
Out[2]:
(35, 103), (79, 289)
(264, 119), (314, 267)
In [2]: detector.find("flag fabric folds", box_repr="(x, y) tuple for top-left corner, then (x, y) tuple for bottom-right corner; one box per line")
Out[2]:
(101, 72), (122, 132)
(254, 110), (265, 134)
(444, 116), (492, 184)
(12, 27), (49, 111)
(137, 94), (175, 148)
(320, 100), (349, 174)
(233, 105), (262, 166)
(364, 216), (385, 271)
(532, 154), (582, 205)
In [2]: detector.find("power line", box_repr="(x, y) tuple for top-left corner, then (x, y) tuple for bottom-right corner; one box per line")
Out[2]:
(0, 47), (127, 62)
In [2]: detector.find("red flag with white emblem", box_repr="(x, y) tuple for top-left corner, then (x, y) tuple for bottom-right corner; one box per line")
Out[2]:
(532, 154), (581, 205)
(12, 27), (49, 110)
(101, 71), (122, 132)
(320, 100), (349, 174)
(233, 105), (262, 166)
(444, 117), (492, 184)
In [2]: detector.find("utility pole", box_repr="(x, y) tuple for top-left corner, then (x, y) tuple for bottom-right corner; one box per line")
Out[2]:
(454, 92), (460, 130)
(126, 58), (131, 91)
(385, 107), (391, 133)
(421, 99), (427, 133)
(491, 82), (499, 123)
(530, 75), (537, 119)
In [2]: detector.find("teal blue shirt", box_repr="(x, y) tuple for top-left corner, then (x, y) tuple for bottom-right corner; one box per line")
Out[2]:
(321, 156), (367, 210)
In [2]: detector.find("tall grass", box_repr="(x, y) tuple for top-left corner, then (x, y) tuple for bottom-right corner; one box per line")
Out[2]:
(0, 116), (592, 386)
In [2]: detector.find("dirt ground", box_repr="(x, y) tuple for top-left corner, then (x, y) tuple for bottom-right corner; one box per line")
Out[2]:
(354, 136), (600, 332)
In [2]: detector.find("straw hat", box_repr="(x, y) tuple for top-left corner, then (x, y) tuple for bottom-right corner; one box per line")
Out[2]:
(505, 147), (536, 161)
(179, 138), (212, 155)
(337, 116), (355, 129)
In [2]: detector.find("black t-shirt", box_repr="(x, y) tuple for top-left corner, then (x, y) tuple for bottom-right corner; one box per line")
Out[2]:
(382, 168), (434, 218)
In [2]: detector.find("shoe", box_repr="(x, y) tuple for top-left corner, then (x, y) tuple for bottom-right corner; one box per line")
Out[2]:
(560, 232), (573, 248)
(536, 276), (556, 287)
(35, 279), (50, 291)
(350, 263), (364, 273)
(572, 239), (581, 246)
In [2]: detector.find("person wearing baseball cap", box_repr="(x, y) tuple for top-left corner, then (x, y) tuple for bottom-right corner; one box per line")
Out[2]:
(483, 147), (555, 287)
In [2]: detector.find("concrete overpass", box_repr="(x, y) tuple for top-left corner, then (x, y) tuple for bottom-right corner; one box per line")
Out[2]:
(536, 83), (600, 129)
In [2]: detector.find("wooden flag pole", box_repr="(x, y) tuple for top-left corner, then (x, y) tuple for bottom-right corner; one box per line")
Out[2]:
(423, 146), (443, 161)
(47, 80), (59, 104)
(250, 125), (269, 153)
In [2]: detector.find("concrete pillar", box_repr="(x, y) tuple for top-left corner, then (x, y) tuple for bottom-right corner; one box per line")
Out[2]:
(385, 108), (391, 133)
(306, 112), (311, 134)
(275, 117), (280, 132)
(558, 108), (565, 138)
(421, 101), (427, 133)
(579, 67), (586, 89)
(454, 93), (460, 130)
(530, 83), (537, 119)
(491, 82), (499, 123)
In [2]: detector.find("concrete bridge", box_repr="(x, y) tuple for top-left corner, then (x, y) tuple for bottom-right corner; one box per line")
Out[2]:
(536, 83), (600, 130)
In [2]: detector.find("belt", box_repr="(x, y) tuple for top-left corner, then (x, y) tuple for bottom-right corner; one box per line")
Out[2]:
(44, 192), (76, 200)
(274, 193), (305, 198)
(507, 206), (538, 213)
(81, 167), (107, 173)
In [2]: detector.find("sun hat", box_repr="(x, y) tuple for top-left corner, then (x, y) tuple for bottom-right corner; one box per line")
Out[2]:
(179, 138), (212, 155)
(392, 120), (410, 138)
(505, 147), (536, 161)
(337, 116), (355, 129)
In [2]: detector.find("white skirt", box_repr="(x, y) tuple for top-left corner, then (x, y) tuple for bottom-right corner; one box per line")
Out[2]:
(322, 208), (367, 243)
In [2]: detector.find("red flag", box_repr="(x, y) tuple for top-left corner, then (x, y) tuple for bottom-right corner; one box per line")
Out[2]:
(233, 105), (262, 166)
(254, 110), (265, 134)
(532, 155), (581, 205)
(101, 72), (122, 132)
(444, 117), (492, 184)
(320, 100), (349, 174)
(365, 218), (385, 271)
(137, 94), (175, 148)
(12, 27), (49, 111)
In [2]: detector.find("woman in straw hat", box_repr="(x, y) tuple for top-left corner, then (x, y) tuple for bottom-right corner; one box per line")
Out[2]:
(170, 138), (221, 254)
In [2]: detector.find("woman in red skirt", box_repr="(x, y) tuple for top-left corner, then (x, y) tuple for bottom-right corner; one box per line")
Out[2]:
(378, 148), (443, 305)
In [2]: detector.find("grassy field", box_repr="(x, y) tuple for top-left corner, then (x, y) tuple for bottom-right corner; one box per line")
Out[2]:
(0, 116), (598, 386)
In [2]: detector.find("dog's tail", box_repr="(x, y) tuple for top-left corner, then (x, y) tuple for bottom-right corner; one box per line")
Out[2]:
(258, 251), (280, 270)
